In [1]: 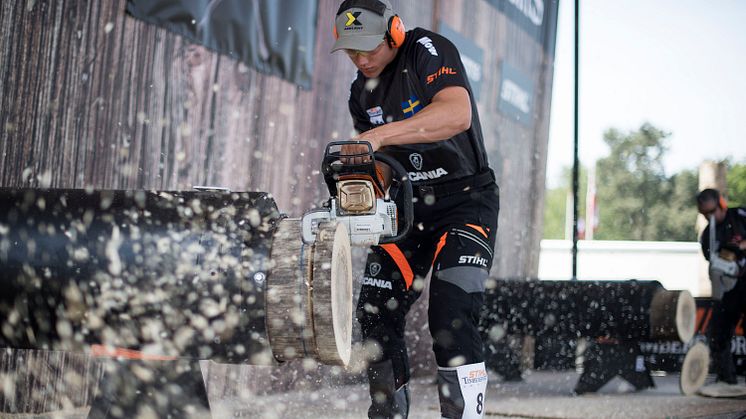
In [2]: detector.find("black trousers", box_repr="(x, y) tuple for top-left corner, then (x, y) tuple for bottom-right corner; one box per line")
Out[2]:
(708, 276), (746, 382)
(356, 183), (499, 392)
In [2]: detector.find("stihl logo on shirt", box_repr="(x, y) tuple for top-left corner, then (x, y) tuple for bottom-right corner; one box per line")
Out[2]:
(426, 67), (457, 84)
(417, 37), (438, 56)
(409, 168), (448, 182)
(459, 255), (489, 267)
(362, 276), (392, 289)
(461, 368), (488, 385)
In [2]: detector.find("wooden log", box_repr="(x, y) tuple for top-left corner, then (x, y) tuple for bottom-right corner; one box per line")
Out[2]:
(0, 189), (354, 414)
(310, 221), (352, 365)
(483, 279), (695, 342)
(649, 289), (696, 342)
(266, 219), (352, 366)
(0, 188), (353, 366)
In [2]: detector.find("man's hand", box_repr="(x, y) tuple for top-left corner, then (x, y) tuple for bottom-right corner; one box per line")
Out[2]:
(340, 138), (379, 165)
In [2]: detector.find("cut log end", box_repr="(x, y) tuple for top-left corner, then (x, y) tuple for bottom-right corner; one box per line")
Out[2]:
(680, 341), (709, 396)
(649, 289), (696, 342)
(266, 219), (352, 366)
(312, 222), (352, 366)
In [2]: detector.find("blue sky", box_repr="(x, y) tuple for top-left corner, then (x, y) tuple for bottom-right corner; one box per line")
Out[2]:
(546, 0), (746, 187)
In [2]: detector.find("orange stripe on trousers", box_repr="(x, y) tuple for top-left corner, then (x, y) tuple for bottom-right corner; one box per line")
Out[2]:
(431, 232), (448, 267)
(466, 223), (488, 238)
(381, 244), (414, 290)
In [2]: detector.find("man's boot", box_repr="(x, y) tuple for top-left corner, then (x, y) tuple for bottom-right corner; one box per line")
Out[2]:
(367, 360), (410, 419)
(437, 362), (488, 419)
(715, 347), (738, 384)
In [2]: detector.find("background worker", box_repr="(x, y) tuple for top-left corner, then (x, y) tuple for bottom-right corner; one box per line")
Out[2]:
(696, 188), (746, 385)
(331, 1), (500, 418)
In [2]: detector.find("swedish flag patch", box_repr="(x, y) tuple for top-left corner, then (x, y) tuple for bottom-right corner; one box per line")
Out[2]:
(401, 96), (422, 119)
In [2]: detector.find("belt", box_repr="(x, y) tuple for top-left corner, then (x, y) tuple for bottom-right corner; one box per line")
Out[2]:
(414, 169), (496, 198)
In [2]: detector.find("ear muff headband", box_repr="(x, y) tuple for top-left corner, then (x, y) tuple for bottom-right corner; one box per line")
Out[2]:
(334, 0), (406, 48)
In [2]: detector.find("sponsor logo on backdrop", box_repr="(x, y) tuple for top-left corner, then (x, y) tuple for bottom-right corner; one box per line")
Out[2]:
(497, 61), (534, 126)
(500, 79), (530, 113)
(417, 37), (439, 56)
(461, 55), (482, 83)
(507, 0), (544, 26)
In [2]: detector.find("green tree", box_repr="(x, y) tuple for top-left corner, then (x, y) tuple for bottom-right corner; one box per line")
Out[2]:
(727, 160), (746, 207)
(543, 122), (705, 241)
(654, 168), (699, 241)
(595, 123), (670, 240)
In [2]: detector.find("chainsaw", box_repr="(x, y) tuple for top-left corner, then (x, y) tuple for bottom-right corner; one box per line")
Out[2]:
(301, 141), (413, 247)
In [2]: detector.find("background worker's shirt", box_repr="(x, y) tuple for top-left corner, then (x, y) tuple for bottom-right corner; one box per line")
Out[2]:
(700, 207), (746, 276)
(348, 27), (490, 186)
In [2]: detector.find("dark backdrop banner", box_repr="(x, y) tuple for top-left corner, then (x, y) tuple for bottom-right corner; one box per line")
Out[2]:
(126, 0), (318, 89)
(485, 0), (558, 57)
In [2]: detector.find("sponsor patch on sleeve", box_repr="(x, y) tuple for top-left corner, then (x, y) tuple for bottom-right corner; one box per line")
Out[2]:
(366, 106), (385, 125)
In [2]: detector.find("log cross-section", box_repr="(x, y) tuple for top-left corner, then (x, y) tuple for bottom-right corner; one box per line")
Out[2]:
(265, 219), (352, 366)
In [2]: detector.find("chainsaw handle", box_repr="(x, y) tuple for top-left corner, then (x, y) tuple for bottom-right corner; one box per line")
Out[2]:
(374, 153), (413, 244)
(322, 141), (383, 196)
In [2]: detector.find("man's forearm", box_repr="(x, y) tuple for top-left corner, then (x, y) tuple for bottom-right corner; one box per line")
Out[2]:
(356, 86), (471, 150)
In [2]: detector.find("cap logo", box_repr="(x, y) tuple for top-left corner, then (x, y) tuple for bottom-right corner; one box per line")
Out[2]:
(345, 12), (363, 27)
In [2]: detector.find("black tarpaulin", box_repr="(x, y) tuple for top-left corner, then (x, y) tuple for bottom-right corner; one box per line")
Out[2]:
(126, 0), (318, 89)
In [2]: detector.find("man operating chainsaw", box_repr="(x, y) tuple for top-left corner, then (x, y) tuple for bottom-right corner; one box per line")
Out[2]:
(330, 1), (499, 418)
(696, 188), (746, 386)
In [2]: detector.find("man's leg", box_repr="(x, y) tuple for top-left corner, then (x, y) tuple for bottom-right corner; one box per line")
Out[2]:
(710, 285), (744, 384)
(429, 223), (496, 419)
(357, 244), (421, 419)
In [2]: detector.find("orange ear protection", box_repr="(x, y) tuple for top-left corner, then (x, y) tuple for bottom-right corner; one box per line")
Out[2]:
(719, 195), (728, 209)
(387, 14), (405, 48)
(334, 0), (406, 48)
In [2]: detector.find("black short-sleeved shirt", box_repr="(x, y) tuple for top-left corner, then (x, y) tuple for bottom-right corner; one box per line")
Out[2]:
(348, 27), (490, 185)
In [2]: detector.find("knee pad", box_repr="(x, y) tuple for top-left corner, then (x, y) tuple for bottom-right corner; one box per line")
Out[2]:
(437, 362), (488, 419)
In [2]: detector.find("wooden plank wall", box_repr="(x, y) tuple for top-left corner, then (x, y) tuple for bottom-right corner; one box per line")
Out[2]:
(0, 0), (556, 409)
(0, 0), (553, 275)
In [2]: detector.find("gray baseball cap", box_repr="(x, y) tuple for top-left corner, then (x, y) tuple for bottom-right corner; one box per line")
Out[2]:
(331, 0), (395, 53)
